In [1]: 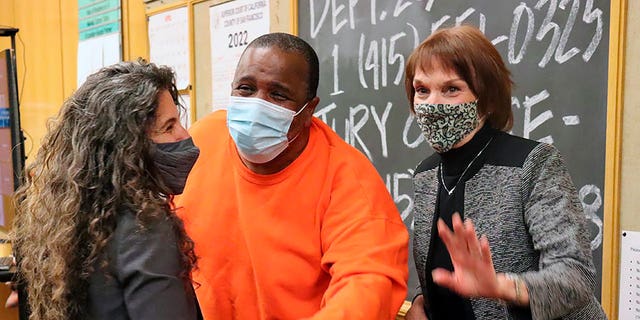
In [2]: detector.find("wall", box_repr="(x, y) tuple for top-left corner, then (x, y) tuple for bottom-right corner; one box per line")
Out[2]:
(0, 0), (77, 168)
(0, 0), (147, 169)
(0, 1), (147, 319)
(620, 0), (640, 229)
(123, 0), (149, 60)
(0, 1), (75, 317)
(617, 2), (640, 317)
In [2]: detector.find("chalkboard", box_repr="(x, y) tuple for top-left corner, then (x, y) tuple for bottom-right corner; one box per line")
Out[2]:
(298, 0), (609, 300)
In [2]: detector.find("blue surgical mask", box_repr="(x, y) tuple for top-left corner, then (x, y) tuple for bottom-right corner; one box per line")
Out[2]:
(227, 96), (308, 164)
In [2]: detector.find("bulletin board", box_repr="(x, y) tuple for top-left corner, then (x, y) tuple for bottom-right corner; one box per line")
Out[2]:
(147, 3), (195, 127)
(148, 6), (190, 91)
(146, 0), (294, 123)
(192, 0), (293, 119)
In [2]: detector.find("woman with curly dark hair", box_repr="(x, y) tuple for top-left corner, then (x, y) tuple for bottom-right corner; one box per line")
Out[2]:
(11, 59), (201, 320)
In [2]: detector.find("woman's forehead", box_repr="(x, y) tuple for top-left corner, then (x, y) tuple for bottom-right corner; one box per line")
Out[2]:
(415, 62), (461, 82)
(417, 55), (458, 76)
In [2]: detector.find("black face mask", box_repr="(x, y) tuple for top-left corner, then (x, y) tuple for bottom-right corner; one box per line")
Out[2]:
(152, 137), (200, 195)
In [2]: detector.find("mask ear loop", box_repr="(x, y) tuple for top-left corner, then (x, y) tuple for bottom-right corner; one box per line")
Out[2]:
(476, 99), (490, 125)
(288, 101), (310, 143)
(293, 101), (309, 116)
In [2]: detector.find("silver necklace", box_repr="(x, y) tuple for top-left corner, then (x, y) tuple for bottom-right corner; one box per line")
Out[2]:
(439, 137), (494, 196)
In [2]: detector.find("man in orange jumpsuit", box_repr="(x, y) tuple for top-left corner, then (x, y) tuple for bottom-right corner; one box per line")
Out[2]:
(177, 32), (408, 319)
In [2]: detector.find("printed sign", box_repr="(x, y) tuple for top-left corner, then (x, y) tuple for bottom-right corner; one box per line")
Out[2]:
(209, 0), (269, 110)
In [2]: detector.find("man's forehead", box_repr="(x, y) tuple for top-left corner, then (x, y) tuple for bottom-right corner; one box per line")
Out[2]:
(238, 46), (305, 68)
(234, 46), (308, 83)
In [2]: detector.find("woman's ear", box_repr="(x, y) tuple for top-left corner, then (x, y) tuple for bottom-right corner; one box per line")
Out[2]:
(477, 114), (488, 127)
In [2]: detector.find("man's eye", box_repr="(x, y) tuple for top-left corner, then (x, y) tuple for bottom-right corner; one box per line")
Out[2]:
(272, 92), (287, 101)
(237, 85), (253, 92)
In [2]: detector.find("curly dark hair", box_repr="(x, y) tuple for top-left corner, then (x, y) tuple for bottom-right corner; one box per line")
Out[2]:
(12, 59), (197, 320)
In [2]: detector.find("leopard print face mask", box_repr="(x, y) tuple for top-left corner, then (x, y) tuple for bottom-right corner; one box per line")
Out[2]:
(414, 100), (480, 153)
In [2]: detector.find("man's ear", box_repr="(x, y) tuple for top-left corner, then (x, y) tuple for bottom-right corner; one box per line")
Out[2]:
(304, 96), (320, 127)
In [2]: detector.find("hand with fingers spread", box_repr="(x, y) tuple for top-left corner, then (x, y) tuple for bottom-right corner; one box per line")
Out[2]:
(431, 213), (502, 299)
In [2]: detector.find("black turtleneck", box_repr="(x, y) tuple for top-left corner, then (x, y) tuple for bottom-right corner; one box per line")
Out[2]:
(424, 124), (495, 320)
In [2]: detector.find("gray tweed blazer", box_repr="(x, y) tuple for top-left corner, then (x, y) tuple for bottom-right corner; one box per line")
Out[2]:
(412, 132), (607, 320)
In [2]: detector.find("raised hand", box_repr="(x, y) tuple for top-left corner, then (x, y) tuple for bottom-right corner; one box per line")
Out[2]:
(431, 213), (502, 299)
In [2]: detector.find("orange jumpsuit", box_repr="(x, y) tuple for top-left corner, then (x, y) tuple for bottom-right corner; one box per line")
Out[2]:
(177, 111), (408, 319)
